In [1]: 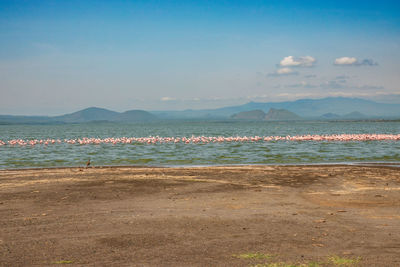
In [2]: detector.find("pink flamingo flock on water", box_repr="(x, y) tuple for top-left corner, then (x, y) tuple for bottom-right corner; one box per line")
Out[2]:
(1, 134), (400, 146)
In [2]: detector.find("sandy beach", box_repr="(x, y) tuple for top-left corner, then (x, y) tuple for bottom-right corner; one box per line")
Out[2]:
(1, 165), (400, 266)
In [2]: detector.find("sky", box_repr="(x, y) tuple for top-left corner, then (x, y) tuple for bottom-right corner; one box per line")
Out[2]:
(0, 0), (400, 115)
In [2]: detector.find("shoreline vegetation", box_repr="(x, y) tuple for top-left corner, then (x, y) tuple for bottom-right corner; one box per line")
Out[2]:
(1, 165), (399, 266)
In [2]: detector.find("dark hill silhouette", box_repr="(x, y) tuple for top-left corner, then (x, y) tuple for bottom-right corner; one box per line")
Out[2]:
(231, 110), (266, 120)
(115, 110), (158, 122)
(341, 111), (367, 119)
(0, 107), (159, 124)
(265, 108), (302, 121)
(55, 107), (119, 123)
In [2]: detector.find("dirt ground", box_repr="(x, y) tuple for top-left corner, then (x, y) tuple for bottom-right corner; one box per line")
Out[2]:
(0, 165), (400, 266)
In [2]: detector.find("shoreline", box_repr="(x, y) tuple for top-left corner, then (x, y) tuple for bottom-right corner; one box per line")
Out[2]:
(1, 165), (400, 266)
(2, 161), (400, 171)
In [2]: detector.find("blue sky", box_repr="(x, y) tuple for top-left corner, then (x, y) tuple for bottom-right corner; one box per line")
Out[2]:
(1, 0), (399, 115)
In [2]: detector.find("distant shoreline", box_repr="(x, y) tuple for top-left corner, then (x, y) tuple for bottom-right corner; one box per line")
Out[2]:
(2, 161), (400, 171)
(2, 97), (400, 123)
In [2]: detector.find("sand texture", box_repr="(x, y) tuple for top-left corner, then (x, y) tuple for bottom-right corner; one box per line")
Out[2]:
(1, 165), (400, 266)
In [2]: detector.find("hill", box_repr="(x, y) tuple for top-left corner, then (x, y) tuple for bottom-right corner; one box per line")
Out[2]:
(235, 97), (398, 117)
(54, 107), (120, 123)
(0, 107), (158, 124)
(265, 108), (302, 120)
(231, 108), (302, 121)
(321, 113), (341, 119)
(341, 111), (367, 119)
(152, 97), (400, 119)
(230, 110), (266, 120)
(115, 110), (158, 122)
(2, 97), (400, 124)
(320, 111), (367, 120)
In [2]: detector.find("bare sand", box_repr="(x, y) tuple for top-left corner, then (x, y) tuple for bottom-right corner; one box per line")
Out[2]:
(0, 165), (400, 266)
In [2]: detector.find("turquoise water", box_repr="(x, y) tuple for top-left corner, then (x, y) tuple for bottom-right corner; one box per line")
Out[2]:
(1, 121), (400, 168)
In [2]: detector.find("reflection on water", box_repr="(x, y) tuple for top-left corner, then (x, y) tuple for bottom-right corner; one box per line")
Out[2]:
(1, 121), (400, 168)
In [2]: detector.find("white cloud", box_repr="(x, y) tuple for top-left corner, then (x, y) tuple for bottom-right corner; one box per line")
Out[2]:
(267, 67), (299, 76)
(277, 67), (295, 74)
(334, 57), (378, 66)
(279, 56), (316, 67)
(334, 57), (357, 65)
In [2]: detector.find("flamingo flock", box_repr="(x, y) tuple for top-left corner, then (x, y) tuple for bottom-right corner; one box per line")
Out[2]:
(1, 134), (400, 147)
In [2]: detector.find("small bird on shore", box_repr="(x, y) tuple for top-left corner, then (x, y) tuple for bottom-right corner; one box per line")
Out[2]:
(86, 158), (91, 168)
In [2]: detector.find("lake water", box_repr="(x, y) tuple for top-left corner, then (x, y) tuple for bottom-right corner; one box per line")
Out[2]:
(1, 121), (400, 169)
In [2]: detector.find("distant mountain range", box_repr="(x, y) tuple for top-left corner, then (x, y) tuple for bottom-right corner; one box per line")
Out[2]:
(152, 97), (400, 119)
(320, 111), (367, 120)
(1, 97), (399, 124)
(231, 108), (301, 121)
(0, 107), (158, 124)
(231, 108), (370, 121)
(56, 108), (158, 123)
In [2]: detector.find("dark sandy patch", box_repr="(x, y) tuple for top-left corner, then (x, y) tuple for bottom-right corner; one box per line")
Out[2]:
(0, 165), (399, 266)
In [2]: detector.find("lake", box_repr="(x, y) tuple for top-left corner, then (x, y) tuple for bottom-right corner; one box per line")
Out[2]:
(1, 121), (400, 168)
